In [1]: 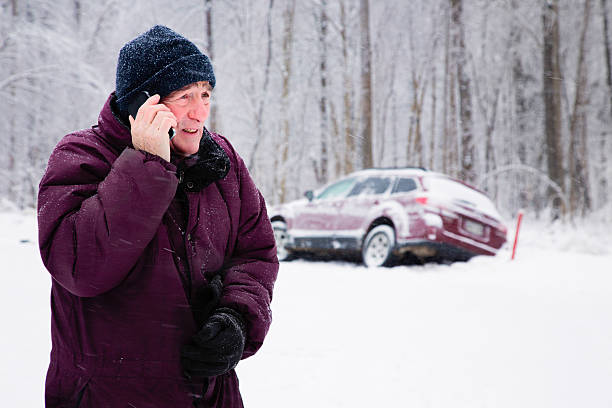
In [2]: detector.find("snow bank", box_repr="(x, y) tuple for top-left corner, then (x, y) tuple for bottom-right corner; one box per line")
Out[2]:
(1, 210), (611, 407)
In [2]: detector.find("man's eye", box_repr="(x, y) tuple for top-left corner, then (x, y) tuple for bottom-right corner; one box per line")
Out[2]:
(202, 92), (210, 98)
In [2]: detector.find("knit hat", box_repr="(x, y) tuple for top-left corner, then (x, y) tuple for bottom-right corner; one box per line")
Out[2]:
(115, 25), (215, 116)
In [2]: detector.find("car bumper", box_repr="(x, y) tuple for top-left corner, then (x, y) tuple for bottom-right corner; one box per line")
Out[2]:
(397, 226), (499, 258)
(394, 239), (478, 260)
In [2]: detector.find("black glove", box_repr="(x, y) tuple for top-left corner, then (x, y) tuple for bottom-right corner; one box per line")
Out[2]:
(181, 307), (246, 378)
(192, 274), (223, 326)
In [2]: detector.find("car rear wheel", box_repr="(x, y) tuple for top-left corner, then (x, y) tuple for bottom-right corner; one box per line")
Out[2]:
(272, 221), (293, 262)
(362, 225), (395, 267)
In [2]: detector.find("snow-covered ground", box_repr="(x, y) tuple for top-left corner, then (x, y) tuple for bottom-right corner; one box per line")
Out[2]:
(1, 209), (611, 407)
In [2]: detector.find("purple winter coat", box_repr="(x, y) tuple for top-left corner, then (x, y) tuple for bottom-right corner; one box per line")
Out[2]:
(37, 93), (278, 407)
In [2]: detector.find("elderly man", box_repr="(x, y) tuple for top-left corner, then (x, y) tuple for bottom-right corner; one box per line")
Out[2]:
(38, 25), (278, 407)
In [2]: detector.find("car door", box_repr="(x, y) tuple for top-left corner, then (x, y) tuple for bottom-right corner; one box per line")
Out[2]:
(334, 176), (393, 245)
(290, 177), (356, 249)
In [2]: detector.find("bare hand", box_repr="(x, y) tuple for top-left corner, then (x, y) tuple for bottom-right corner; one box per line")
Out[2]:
(129, 94), (177, 162)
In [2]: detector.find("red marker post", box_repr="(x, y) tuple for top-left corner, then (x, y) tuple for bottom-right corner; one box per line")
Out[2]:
(511, 210), (524, 260)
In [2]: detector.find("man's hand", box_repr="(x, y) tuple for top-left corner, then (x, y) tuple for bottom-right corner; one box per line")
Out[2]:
(181, 308), (246, 379)
(129, 94), (176, 162)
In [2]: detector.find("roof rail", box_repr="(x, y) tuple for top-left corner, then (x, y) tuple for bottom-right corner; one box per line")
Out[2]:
(364, 166), (429, 171)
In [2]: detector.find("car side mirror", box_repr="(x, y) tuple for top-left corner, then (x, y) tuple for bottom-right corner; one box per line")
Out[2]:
(304, 190), (314, 202)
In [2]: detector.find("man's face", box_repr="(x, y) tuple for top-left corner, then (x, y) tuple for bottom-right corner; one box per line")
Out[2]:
(162, 81), (212, 156)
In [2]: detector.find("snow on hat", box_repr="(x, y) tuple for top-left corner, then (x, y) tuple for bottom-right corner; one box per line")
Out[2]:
(115, 25), (215, 116)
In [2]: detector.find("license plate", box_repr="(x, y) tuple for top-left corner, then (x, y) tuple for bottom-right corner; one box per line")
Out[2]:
(464, 219), (485, 236)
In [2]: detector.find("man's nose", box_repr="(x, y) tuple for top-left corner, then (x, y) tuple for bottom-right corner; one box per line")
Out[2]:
(187, 98), (208, 120)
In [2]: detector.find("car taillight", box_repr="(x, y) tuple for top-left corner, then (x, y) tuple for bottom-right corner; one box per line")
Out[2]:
(415, 196), (428, 205)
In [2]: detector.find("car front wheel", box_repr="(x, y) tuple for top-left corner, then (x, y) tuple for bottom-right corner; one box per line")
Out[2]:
(272, 221), (293, 262)
(362, 225), (395, 267)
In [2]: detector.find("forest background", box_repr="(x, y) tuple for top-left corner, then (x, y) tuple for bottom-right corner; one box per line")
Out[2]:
(1, 0), (611, 222)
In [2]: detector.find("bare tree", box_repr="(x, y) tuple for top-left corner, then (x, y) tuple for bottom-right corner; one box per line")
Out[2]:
(568, 0), (593, 216)
(340, 0), (356, 174)
(313, 0), (329, 185)
(406, 8), (427, 168)
(450, 0), (475, 184)
(429, 5), (442, 171)
(6, 0), (19, 179)
(542, 0), (566, 217)
(510, 0), (529, 167)
(443, 2), (458, 176)
(247, 0), (274, 172)
(360, 0), (373, 169)
(204, 0), (218, 131)
(377, 36), (401, 166)
(277, 0), (295, 204)
(599, 0), (611, 205)
(74, 0), (82, 28)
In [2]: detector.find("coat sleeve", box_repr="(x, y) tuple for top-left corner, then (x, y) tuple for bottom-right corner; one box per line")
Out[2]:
(218, 150), (279, 359)
(38, 134), (178, 297)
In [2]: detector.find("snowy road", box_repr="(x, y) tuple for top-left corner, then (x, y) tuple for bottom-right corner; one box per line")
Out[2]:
(2, 210), (611, 407)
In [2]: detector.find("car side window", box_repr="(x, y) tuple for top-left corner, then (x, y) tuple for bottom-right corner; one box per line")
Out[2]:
(347, 177), (391, 197)
(392, 178), (417, 194)
(316, 178), (356, 200)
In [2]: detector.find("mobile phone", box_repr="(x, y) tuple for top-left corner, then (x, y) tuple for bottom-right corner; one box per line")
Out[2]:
(127, 91), (175, 139)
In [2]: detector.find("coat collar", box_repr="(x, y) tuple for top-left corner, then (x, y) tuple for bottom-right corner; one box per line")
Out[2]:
(96, 93), (134, 152)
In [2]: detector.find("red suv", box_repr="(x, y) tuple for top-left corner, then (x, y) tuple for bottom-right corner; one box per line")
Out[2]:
(269, 168), (507, 267)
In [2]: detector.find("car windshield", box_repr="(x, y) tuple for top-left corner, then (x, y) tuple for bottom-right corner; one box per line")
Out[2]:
(423, 176), (501, 219)
(316, 177), (356, 200)
(347, 177), (392, 197)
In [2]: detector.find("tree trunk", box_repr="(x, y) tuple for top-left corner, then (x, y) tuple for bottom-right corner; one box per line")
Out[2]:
(512, 46), (528, 165)
(450, 0), (475, 183)
(7, 0), (18, 175)
(484, 89), (500, 174)
(330, 102), (342, 178)
(406, 12), (426, 168)
(442, 4), (449, 174)
(600, 0), (611, 206)
(408, 75), (426, 167)
(341, 0), (355, 174)
(443, 3), (458, 176)
(510, 0), (532, 211)
(378, 58), (396, 165)
(569, 0), (592, 216)
(74, 0), (81, 28)
(470, 5), (500, 176)
(360, 0), (373, 169)
(430, 61), (437, 170)
(392, 94), (399, 167)
(247, 0), (274, 171)
(542, 0), (565, 217)
(316, 0), (329, 185)
(448, 73), (458, 177)
(205, 0), (218, 132)
(278, 0), (295, 203)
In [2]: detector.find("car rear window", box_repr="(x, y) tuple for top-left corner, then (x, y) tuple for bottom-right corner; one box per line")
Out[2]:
(347, 177), (392, 197)
(423, 176), (501, 219)
(392, 178), (418, 194)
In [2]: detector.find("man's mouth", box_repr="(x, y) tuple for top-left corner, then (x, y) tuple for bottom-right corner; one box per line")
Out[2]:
(182, 128), (199, 134)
